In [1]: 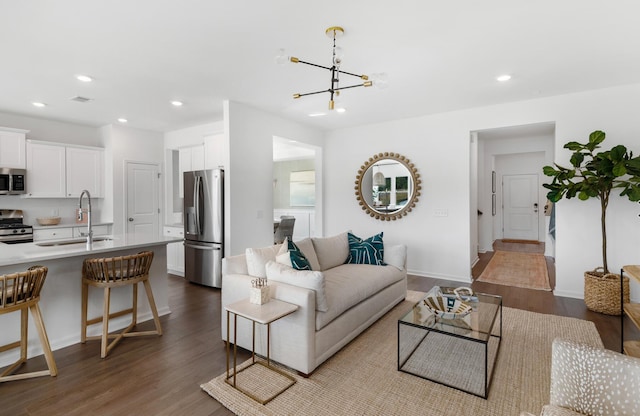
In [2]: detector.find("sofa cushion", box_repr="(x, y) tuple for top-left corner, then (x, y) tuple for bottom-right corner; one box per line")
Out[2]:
(312, 231), (349, 271)
(246, 244), (283, 278)
(276, 238), (312, 270)
(384, 243), (406, 271)
(345, 232), (385, 266)
(315, 263), (405, 330)
(294, 238), (321, 271)
(265, 261), (328, 312)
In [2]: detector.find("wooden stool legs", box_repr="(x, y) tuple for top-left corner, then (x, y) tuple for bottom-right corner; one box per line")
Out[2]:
(81, 279), (163, 358)
(0, 303), (58, 382)
(0, 266), (57, 383)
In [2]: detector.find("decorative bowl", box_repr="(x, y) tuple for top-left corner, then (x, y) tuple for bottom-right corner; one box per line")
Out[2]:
(423, 293), (472, 320)
(36, 217), (61, 226)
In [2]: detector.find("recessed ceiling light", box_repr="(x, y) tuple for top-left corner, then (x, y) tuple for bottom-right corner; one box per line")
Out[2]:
(118, 118), (128, 123)
(171, 101), (184, 107)
(76, 75), (93, 82)
(308, 112), (326, 117)
(496, 74), (512, 82)
(336, 108), (346, 113)
(32, 102), (46, 107)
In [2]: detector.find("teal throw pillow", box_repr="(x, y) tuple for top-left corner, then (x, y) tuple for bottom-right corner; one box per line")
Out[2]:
(345, 232), (386, 266)
(287, 239), (312, 271)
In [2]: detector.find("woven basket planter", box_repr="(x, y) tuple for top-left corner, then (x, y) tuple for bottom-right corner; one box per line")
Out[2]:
(584, 269), (630, 315)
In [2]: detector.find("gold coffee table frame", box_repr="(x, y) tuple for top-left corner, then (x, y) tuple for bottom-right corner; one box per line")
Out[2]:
(225, 298), (298, 404)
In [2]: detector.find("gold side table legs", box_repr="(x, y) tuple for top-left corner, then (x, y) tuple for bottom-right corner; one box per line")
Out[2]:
(225, 309), (296, 404)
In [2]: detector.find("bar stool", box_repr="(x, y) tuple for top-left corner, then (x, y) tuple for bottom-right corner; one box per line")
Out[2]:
(81, 251), (162, 358)
(0, 266), (58, 382)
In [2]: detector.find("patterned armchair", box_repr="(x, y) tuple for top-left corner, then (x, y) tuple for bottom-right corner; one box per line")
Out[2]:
(522, 338), (640, 416)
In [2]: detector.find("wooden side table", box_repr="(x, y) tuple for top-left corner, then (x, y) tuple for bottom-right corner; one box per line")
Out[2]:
(621, 265), (640, 358)
(225, 298), (298, 404)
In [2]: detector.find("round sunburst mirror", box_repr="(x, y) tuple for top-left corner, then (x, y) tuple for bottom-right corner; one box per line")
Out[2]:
(354, 152), (422, 221)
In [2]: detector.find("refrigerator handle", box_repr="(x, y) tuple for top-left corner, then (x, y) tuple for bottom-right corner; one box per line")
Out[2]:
(184, 243), (221, 251)
(194, 175), (201, 235)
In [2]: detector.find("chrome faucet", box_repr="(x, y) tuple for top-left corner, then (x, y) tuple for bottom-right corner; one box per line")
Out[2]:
(78, 189), (93, 248)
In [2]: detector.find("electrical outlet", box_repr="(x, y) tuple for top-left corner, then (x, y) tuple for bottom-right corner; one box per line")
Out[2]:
(434, 209), (448, 217)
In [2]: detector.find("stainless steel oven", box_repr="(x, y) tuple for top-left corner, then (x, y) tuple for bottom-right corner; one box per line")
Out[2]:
(0, 209), (33, 244)
(0, 168), (27, 195)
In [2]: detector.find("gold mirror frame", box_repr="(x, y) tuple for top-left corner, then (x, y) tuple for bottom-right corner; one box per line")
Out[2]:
(354, 152), (422, 221)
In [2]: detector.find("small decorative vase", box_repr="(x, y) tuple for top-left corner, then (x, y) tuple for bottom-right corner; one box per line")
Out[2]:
(250, 286), (270, 305)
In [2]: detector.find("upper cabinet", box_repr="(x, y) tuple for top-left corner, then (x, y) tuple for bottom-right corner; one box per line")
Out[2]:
(26, 141), (66, 197)
(0, 127), (28, 169)
(66, 146), (104, 197)
(177, 134), (224, 196)
(26, 140), (104, 198)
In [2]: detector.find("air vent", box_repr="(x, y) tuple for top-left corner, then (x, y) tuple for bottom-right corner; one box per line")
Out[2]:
(70, 96), (92, 103)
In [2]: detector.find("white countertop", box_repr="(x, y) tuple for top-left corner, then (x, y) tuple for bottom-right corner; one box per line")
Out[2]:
(0, 233), (182, 267)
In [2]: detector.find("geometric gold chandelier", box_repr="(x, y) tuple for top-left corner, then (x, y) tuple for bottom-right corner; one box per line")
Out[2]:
(277, 26), (375, 111)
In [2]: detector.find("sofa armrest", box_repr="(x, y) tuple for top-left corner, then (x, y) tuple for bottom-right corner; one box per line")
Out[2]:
(222, 254), (248, 275)
(550, 338), (640, 415)
(220, 272), (317, 374)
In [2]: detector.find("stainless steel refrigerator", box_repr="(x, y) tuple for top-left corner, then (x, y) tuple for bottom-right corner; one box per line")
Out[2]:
(183, 169), (224, 287)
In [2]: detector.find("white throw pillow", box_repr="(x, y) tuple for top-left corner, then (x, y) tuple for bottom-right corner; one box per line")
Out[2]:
(245, 244), (283, 278)
(265, 260), (328, 312)
(384, 244), (407, 271)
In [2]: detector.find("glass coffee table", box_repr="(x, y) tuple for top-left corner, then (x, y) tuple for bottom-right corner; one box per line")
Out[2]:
(398, 286), (502, 398)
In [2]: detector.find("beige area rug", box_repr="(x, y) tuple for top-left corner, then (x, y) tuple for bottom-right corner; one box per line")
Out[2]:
(201, 291), (602, 416)
(477, 250), (552, 291)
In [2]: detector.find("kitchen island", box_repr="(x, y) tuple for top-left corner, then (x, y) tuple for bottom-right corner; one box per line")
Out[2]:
(0, 233), (182, 367)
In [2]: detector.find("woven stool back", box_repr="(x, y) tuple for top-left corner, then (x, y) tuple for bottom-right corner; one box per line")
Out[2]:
(83, 251), (154, 284)
(0, 266), (48, 311)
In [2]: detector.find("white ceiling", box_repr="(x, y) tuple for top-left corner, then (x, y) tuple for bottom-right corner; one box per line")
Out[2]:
(2, 1), (640, 133)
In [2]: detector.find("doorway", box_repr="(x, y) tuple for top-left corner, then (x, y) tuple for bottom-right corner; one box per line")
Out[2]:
(272, 136), (321, 241)
(472, 122), (556, 288)
(125, 161), (160, 237)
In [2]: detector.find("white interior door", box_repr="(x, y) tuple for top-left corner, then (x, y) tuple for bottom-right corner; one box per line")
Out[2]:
(126, 162), (159, 237)
(502, 174), (539, 241)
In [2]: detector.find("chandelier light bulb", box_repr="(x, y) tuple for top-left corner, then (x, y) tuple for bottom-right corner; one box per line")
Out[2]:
(275, 48), (289, 65)
(371, 73), (389, 89)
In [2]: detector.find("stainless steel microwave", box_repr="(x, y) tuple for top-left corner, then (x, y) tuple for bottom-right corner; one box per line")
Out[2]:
(0, 168), (26, 195)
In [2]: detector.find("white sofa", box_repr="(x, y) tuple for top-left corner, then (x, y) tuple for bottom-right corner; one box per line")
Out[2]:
(221, 232), (407, 375)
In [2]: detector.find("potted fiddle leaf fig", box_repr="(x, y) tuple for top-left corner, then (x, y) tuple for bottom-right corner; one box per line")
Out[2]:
(543, 130), (640, 314)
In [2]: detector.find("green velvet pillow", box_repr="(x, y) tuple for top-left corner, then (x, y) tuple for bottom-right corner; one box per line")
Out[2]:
(345, 232), (386, 266)
(276, 238), (312, 271)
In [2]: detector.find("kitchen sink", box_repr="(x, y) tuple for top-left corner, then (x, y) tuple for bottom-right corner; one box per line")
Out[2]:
(35, 236), (113, 247)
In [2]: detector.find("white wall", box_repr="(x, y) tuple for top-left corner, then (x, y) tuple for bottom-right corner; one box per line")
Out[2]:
(224, 101), (324, 256)
(99, 124), (164, 235)
(324, 83), (640, 300)
(164, 121), (223, 149)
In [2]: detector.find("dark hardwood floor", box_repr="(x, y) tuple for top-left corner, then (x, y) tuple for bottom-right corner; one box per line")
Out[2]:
(1, 245), (635, 415)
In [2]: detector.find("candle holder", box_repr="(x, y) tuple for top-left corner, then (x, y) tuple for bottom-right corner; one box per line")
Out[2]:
(250, 278), (270, 305)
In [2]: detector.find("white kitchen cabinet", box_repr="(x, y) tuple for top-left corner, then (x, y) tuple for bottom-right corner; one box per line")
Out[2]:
(26, 141), (66, 197)
(178, 145), (206, 197)
(66, 146), (104, 197)
(204, 134), (225, 170)
(73, 224), (110, 238)
(0, 127), (27, 168)
(33, 227), (74, 241)
(164, 226), (185, 275)
(25, 140), (104, 198)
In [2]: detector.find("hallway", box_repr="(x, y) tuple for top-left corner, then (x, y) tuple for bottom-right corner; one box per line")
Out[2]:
(473, 239), (556, 289)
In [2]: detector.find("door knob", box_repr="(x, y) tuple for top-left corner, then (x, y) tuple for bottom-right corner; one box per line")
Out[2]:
(128, 218), (134, 222)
